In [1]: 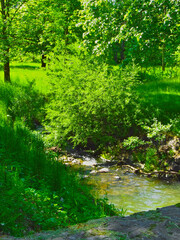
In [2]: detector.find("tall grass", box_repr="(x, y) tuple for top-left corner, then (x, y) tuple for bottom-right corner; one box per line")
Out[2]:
(0, 119), (117, 236)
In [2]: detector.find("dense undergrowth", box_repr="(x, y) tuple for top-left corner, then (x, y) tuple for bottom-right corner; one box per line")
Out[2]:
(0, 119), (117, 236)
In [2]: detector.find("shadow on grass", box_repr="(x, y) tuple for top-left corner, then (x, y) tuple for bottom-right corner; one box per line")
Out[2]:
(137, 80), (180, 93)
(142, 93), (180, 113)
(10, 65), (40, 70)
(0, 64), (40, 71)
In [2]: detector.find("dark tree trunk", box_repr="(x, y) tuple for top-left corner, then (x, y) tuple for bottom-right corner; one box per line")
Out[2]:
(114, 50), (118, 64)
(162, 43), (165, 71)
(1, 0), (11, 82)
(4, 54), (10, 82)
(113, 41), (125, 64)
(41, 54), (46, 67)
(120, 40), (125, 61)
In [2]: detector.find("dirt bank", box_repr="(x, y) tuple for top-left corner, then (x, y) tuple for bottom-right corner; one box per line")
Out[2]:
(2, 204), (180, 240)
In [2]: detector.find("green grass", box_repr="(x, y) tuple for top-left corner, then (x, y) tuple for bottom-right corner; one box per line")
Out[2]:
(137, 68), (180, 120)
(0, 62), (51, 128)
(0, 62), (51, 93)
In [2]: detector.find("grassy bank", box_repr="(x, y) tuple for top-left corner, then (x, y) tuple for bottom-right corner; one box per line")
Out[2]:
(137, 68), (180, 120)
(0, 119), (117, 237)
(0, 63), (118, 237)
(0, 62), (50, 93)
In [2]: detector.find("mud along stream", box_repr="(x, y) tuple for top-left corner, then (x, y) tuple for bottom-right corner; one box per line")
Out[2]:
(62, 152), (180, 215)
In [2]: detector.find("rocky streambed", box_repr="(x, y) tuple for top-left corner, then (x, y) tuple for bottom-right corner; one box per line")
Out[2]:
(59, 152), (180, 215)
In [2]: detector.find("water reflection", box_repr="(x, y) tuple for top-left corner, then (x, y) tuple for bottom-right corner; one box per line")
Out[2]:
(88, 168), (180, 215)
(65, 153), (180, 215)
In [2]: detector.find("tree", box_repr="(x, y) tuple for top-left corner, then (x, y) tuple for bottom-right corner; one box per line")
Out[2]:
(79, 0), (180, 68)
(122, 0), (180, 70)
(0, 0), (29, 82)
(15, 0), (82, 67)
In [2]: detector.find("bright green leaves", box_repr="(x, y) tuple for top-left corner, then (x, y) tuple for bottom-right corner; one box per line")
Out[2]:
(45, 55), (141, 148)
(78, 0), (180, 68)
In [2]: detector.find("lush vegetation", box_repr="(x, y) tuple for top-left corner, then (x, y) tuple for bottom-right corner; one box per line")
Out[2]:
(0, 82), (117, 236)
(0, 0), (179, 237)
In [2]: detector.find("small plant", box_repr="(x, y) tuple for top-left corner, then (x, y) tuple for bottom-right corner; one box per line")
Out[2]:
(123, 136), (145, 150)
(143, 118), (172, 142)
(144, 148), (159, 171)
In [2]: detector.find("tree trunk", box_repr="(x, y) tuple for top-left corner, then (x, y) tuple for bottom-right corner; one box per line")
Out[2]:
(1, 0), (11, 82)
(162, 43), (165, 71)
(120, 40), (125, 61)
(4, 53), (10, 82)
(114, 50), (118, 64)
(41, 54), (46, 67)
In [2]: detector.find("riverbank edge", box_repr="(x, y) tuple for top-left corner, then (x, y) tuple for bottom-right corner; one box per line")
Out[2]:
(2, 204), (180, 240)
(100, 135), (180, 181)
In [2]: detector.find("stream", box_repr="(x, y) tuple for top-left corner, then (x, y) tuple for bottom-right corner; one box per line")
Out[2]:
(63, 153), (180, 216)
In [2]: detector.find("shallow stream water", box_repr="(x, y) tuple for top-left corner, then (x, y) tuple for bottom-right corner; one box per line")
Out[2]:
(89, 168), (180, 215)
(69, 153), (180, 216)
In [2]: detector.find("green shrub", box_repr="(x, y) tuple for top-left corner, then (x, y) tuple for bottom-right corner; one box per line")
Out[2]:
(123, 136), (146, 150)
(144, 147), (159, 171)
(0, 80), (46, 128)
(45, 55), (141, 148)
(143, 118), (172, 142)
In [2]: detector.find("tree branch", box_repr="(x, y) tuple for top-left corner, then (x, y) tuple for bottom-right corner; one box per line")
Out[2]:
(9, 0), (29, 23)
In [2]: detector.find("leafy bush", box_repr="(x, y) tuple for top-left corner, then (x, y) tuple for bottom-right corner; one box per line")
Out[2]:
(45, 55), (141, 148)
(144, 148), (159, 171)
(143, 118), (172, 142)
(0, 80), (46, 128)
(123, 136), (146, 150)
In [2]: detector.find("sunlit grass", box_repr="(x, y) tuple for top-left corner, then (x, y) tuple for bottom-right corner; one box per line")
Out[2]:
(137, 67), (180, 117)
(0, 62), (51, 93)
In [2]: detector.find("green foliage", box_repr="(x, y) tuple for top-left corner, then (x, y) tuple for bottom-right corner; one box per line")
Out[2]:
(79, 0), (180, 68)
(45, 55), (141, 148)
(0, 80), (46, 128)
(174, 46), (180, 65)
(175, 203), (180, 208)
(170, 117), (180, 136)
(143, 118), (172, 142)
(0, 119), (118, 236)
(123, 136), (146, 150)
(144, 148), (159, 171)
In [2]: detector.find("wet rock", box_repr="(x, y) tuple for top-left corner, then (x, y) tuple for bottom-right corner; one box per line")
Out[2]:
(167, 137), (180, 152)
(46, 146), (61, 153)
(174, 155), (180, 164)
(171, 164), (180, 172)
(98, 168), (110, 173)
(90, 170), (98, 174)
(135, 163), (145, 169)
(114, 175), (121, 180)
